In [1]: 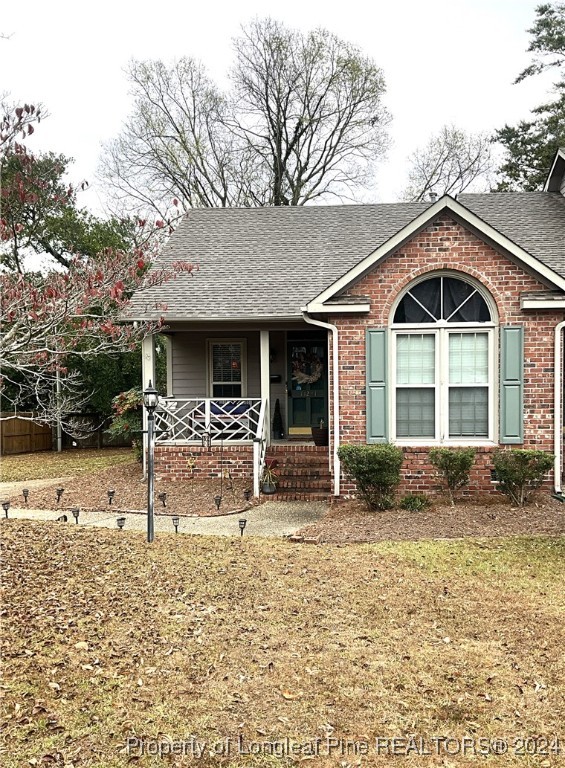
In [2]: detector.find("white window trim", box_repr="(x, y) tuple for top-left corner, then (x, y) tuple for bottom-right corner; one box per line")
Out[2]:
(207, 338), (247, 398)
(390, 326), (497, 446)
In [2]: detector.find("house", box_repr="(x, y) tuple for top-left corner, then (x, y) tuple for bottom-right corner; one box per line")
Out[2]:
(127, 148), (565, 499)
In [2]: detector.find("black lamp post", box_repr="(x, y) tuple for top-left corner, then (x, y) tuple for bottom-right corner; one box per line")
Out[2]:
(117, 516), (126, 530)
(71, 507), (80, 524)
(243, 489), (252, 502)
(107, 489), (115, 505)
(56, 487), (64, 504)
(143, 380), (159, 543)
(172, 515), (180, 534)
(214, 494), (222, 511)
(158, 491), (167, 508)
(239, 518), (247, 537)
(2, 500), (10, 518)
(22, 488), (29, 505)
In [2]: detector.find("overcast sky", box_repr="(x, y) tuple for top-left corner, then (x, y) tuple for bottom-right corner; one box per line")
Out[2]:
(0, 0), (556, 212)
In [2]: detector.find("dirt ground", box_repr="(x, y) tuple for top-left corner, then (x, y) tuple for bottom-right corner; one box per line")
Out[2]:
(3, 458), (564, 540)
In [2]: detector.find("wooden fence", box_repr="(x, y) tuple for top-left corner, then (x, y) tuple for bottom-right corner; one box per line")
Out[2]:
(0, 413), (53, 456)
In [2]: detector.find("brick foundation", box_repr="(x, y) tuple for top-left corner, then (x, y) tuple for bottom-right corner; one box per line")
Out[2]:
(155, 444), (254, 482)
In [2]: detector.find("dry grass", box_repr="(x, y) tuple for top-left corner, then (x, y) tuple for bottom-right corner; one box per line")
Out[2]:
(1, 521), (563, 767)
(0, 449), (133, 483)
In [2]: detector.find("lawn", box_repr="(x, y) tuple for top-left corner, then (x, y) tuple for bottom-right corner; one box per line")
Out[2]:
(0, 449), (133, 483)
(1, 521), (563, 767)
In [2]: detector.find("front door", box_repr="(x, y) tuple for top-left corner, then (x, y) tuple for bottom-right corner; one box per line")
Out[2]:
(287, 333), (328, 436)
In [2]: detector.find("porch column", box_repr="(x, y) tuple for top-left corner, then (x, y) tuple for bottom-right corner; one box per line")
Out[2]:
(260, 330), (270, 446)
(141, 335), (156, 478)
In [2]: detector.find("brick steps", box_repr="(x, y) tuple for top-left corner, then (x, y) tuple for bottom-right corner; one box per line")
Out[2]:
(266, 444), (331, 500)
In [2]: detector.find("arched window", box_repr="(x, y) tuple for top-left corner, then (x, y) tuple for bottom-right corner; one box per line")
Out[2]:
(391, 275), (495, 442)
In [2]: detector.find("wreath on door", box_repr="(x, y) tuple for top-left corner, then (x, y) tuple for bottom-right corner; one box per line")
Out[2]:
(292, 355), (323, 385)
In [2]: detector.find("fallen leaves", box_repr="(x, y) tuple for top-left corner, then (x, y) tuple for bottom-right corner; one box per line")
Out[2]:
(0, 520), (563, 768)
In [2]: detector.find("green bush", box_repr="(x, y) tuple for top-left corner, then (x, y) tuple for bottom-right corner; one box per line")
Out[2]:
(400, 493), (431, 512)
(429, 447), (476, 505)
(493, 449), (554, 506)
(338, 444), (403, 511)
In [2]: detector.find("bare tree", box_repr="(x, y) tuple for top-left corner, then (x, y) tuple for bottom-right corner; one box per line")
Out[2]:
(402, 125), (494, 202)
(100, 58), (261, 219)
(98, 19), (390, 216)
(230, 19), (390, 206)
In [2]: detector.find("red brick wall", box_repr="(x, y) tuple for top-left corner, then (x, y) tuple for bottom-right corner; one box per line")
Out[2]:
(329, 215), (564, 494)
(155, 445), (254, 482)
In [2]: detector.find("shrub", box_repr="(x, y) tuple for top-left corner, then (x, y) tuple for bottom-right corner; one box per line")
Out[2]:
(107, 388), (143, 461)
(429, 447), (476, 505)
(493, 449), (554, 506)
(338, 443), (403, 511)
(400, 493), (431, 512)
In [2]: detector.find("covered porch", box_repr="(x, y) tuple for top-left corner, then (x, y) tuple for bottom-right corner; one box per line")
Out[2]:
(141, 325), (333, 497)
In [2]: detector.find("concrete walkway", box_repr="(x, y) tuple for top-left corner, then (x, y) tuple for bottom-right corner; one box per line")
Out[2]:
(4, 501), (326, 538)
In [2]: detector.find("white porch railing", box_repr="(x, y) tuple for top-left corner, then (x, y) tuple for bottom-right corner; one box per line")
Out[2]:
(154, 398), (263, 443)
(253, 398), (269, 498)
(154, 396), (269, 499)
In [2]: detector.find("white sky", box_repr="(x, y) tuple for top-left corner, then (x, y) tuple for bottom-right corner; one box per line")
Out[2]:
(0, 0), (556, 211)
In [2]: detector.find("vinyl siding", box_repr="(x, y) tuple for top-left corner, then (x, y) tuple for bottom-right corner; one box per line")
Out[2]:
(171, 331), (260, 398)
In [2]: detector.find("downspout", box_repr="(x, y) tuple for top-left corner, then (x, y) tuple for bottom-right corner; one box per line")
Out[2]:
(554, 320), (565, 493)
(301, 311), (340, 496)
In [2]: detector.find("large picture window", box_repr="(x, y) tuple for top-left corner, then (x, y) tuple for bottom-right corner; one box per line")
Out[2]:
(392, 275), (495, 443)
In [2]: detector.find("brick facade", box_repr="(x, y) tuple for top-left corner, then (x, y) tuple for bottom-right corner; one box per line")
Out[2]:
(155, 444), (254, 482)
(329, 215), (564, 494)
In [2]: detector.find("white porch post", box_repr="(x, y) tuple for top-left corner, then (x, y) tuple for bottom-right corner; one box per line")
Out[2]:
(260, 330), (270, 445)
(141, 335), (156, 479)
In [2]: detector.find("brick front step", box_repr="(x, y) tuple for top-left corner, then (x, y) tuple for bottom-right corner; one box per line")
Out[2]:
(265, 444), (332, 497)
(277, 478), (331, 490)
(261, 491), (331, 502)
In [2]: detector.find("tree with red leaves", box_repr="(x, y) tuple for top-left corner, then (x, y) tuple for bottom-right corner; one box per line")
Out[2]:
(0, 103), (193, 423)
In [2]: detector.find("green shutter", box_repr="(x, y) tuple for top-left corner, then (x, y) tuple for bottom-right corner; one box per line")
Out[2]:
(500, 325), (524, 444)
(366, 329), (388, 443)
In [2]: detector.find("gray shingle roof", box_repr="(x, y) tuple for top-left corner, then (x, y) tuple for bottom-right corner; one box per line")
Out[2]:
(127, 192), (565, 320)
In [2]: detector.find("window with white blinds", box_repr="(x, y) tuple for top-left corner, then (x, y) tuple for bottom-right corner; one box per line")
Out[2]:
(392, 276), (494, 443)
(208, 340), (246, 397)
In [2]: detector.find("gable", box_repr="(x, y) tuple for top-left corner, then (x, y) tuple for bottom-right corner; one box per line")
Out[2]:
(336, 215), (558, 327)
(304, 195), (565, 313)
(544, 147), (565, 194)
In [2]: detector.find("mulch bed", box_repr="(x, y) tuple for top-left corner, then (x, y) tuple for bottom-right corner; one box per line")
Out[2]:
(6, 459), (565, 540)
(298, 494), (565, 542)
(9, 462), (256, 518)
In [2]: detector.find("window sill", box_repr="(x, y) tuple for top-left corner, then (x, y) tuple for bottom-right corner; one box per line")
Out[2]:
(394, 440), (497, 448)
